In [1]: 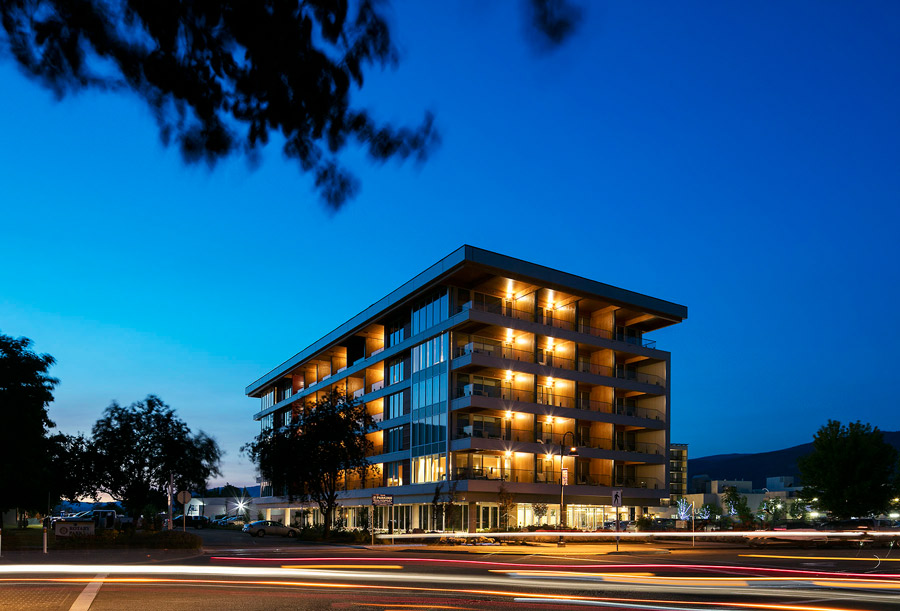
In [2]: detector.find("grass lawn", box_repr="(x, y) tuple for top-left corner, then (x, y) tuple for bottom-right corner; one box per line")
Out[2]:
(0, 524), (201, 550)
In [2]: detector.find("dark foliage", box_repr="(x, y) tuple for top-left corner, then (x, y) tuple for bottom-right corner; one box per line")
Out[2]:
(0, 332), (58, 523)
(46, 431), (96, 503)
(90, 394), (222, 517)
(0, 0), (438, 210)
(798, 420), (900, 519)
(527, 0), (582, 48)
(244, 389), (375, 538)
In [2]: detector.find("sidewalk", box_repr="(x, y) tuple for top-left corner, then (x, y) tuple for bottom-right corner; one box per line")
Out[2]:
(0, 547), (204, 565)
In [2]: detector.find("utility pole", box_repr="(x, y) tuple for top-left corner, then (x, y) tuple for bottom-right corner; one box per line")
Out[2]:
(167, 473), (174, 531)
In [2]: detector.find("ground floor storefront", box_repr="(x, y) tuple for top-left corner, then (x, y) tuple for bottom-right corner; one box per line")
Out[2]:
(262, 501), (658, 533)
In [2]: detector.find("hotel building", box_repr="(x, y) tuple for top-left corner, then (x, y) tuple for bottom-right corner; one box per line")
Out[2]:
(246, 246), (687, 531)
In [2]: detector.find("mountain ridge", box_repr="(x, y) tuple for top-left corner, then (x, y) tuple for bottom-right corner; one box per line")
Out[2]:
(687, 430), (900, 490)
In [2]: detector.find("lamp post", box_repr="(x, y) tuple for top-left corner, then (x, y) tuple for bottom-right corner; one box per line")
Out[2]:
(557, 430), (577, 546)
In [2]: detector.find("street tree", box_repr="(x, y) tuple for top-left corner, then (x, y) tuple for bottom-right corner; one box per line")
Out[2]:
(46, 432), (97, 504)
(498, 480), (516, 530)
(91, 395), (222, 517)
(0, 332), (58, 525)
(244, 389), (375, 539)
(0, 1), (583, 210)
(722, 486), (754, 528)
(798, 420), (900, 519)
(757, 499), (786, 527)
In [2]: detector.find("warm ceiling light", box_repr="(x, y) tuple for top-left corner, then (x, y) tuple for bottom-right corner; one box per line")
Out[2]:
(504, 451), (512, 458)
(547, 377), (555, 387)
(505, 370), (512, 381)
(547, 417), (555, 425)
(505, 410), (513, 419)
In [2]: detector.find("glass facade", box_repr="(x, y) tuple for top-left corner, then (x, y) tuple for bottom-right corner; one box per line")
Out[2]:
(412, 453), (445, 483)
(388, 357), (405, 384)
(411, 333), (448, 458)
(387, 391), (406, 420)
(412, 289), (449, 335)
(385, 426), (404, 453)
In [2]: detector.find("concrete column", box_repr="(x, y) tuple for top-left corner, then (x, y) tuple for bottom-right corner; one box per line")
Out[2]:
(467, 502), (477, 533)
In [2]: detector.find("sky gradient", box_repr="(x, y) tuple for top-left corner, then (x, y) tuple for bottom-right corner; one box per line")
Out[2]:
(1, 1), (898, 487)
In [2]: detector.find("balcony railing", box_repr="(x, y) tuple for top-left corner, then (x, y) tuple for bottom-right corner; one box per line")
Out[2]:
(454, 467), (611, 486)
(614, 476), (662, 489)
(453, 427), (663, 455)
(575, 359), (613, 377)
(454, 341), (533, 362)
(615, 333), (657, 350)
(458, 297), (659, 351)
(453, 386), (662, 420)
(612, 403), (664, 420)
(459, 299), (535, 322)
(614, 368), (665, 387)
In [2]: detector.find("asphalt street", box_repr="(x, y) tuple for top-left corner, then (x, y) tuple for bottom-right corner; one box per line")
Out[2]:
(2, 528), (899, 610)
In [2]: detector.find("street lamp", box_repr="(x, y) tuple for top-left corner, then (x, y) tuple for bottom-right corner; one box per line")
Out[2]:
(541, 427), (578, 546)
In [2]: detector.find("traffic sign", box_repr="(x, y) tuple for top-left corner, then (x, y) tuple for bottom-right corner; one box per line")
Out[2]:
(372, 494), (393, 506)
(611, 489), (623, 507)
(176, 491), (192, 505)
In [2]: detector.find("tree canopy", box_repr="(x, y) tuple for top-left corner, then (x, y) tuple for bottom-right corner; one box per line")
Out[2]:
(0, 0), (437, 210)
(244, 389), (375, 538)
(798, 420), (900, 519)
(90, 394), (222, 516)
(1, 0), (582, 210)
(0, 332), (59, 523)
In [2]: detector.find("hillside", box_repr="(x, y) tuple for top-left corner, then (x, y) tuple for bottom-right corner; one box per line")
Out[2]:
(688, 431), (900, 489)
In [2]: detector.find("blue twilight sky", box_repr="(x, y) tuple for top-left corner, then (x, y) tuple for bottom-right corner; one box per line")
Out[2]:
(1, 2), (898, 487)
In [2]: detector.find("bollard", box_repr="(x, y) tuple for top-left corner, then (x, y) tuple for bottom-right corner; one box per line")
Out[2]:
(43, 527), (48, 554)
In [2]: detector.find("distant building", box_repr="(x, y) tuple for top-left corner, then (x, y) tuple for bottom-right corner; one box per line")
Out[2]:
(669, 443), (688, 500)
(246, 246), (687, 531)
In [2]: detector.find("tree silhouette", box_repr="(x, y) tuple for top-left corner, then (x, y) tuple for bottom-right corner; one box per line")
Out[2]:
(0, 0), (437, 210)
(244, 389), (375, 539)
(0, 332), (59, 525)
(1, 1), (582, 210)
(798, 420), (900, 519)
(90, 394), (223, 517)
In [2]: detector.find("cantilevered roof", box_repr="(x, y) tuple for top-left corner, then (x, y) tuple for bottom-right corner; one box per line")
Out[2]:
(245, 245), (687, 396)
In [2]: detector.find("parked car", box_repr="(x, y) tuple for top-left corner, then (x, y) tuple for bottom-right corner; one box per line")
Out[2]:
(242, 520), (299, 538)
(218, 515), (247, 527)
(172, 515), (211, 529)
(50, 510), (91, 527)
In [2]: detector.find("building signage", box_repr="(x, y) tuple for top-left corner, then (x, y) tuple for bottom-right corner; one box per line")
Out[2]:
(561, 468), (568, 486)
(372, 494), (394, 506)
(55, 521), (95, 537)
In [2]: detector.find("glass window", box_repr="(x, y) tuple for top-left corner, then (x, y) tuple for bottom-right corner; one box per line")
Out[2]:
(388, 358), (404, 384)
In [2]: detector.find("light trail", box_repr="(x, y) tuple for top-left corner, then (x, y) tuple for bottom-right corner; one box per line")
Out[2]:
(741, 554), (900, 562)
(0, 574), (878, 611)
(209, 556), (900, 579)
(281, 564), (404, 570)
(489, 569), (900, 590)
(376, 530), (900, 540)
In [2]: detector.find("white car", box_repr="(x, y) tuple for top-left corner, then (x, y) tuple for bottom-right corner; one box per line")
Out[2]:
(242, 520), (299, 538)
